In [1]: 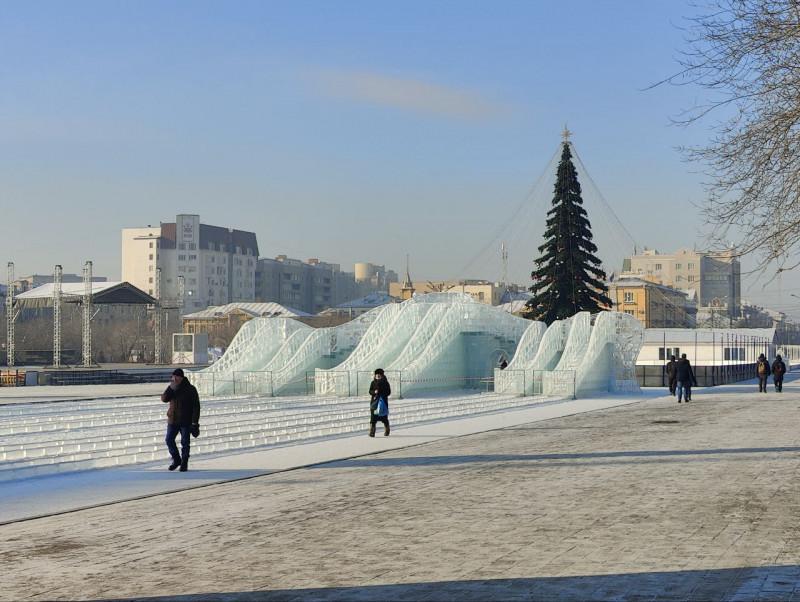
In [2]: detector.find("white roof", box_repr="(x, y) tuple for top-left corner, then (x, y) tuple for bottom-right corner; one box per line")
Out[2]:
(16, 281), (123, 300)
(644, 328), (775, 344)
(182, 302), (310, 319)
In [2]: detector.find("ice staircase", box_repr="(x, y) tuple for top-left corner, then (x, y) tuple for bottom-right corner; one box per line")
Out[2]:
(0, 390), (570, 483)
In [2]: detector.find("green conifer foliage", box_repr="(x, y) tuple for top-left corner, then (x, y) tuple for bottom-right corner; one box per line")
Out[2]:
(526, 142), (611, 323)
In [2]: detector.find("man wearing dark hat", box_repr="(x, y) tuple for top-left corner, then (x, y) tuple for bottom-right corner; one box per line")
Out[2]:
(161, 368), (201, 472)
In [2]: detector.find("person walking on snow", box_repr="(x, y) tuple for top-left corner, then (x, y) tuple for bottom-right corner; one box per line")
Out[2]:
(676, 354), (697, 403)
(665, 354), (678, 396)
(369, 368), (391, 437)
(756, 354), (771, 393)
(161, 368), (201, 471)
(772, 355), (786, 393)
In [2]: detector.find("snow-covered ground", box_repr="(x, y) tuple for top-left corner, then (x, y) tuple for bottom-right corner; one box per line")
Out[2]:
(0, 386), (668, 523)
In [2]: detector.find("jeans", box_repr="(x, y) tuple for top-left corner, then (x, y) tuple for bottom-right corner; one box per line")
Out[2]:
(677, 381), (692, 402)
(774, 377), (783, 392)
(165, 424), (191, 462)
(668, 377), (677, 396)
(758, 376), (768, 392)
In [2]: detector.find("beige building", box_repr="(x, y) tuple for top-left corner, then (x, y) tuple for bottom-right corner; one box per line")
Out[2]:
(621, 248), (740, 317)
(606, 277), (694, 328)
(122, 214), (259, 312)
(388, 280), (504, 305)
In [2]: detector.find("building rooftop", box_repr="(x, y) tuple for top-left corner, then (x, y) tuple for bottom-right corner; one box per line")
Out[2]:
(182, 302), (310, 320)
(643, 327), (775, 344)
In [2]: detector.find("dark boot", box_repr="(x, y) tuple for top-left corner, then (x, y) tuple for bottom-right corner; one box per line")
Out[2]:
(169, 454), (181, 471)
(384, 424), (390, 437)
(179, 456), (189, 472)
(369, 424), (376, 437)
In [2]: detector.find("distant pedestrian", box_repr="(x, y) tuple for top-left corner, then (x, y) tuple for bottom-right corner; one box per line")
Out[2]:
(772, 355), (786, 393)
(161, 368), (201, 472)
(756, 353), (771, 393)
(369, 368), (391, 437)
(665, 355), (678, 396)
(498, 358), (508, 370)
(676, 353), (697, 403)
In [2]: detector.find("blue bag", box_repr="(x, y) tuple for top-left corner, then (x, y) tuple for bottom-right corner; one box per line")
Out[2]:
(374, 396), (388, 417)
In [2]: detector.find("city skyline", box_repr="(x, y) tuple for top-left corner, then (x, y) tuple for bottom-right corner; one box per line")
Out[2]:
(1, 1), (796, 315)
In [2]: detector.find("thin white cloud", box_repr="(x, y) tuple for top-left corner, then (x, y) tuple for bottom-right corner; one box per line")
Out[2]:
(310, 69), (507, 121)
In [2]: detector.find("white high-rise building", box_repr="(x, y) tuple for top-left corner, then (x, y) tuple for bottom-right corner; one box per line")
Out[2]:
(122, 214), (259, 311)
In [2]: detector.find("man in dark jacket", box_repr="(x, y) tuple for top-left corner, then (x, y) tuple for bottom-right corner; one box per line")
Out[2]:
(665, 355), (678, 396)
(772, 355), (786, 393)
(161, 368), (201, 472)
(756, 354), (771, 393)
(368, 368), (391, 437)
(676, 354), (697, 403)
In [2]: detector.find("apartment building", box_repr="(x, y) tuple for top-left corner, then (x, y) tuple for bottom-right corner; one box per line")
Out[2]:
(606, 277), (694, 328)
(621, 247), (740, 317)
(122, 214), (259, 311)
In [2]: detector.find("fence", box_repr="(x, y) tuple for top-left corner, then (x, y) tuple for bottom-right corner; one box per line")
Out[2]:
(636, 363), (758, 387)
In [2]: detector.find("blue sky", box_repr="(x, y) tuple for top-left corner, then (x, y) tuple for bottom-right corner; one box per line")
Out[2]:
(1, 1), (795, 312)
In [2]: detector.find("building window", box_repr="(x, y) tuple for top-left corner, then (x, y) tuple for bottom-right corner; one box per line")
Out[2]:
(148, 265), (153, 272)
(676, 275), (683, 282)
(149, 242), (153, 248)
(688, 263), (695, 269)
(688, 275), (696, 282)
(189, 254), (197, 260)
(655, 264), (662, 270)
(148, 254), (153, 260)
(623, 292), (635, 303)
(676, 263), (681, 269)
(624, 310), (635, 316)
(148, 277), (153, 283)
(178, 255), (186, 261)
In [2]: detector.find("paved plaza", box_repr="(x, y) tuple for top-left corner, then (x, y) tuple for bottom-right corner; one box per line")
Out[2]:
(2, 378), (800, 601)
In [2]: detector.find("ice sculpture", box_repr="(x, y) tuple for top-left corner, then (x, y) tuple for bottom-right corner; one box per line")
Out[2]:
(194, 306), (383, 396)
(316, 292), (528, 397)
(195, 290), (642, 400)
(390, 301), (529, 396)
(573, 311), (643, 395)
(542, 312), (592, 396)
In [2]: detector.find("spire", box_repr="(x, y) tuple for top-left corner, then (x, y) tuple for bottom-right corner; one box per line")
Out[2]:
(401, 254), (415, 300)
(403, 254), (412, 287)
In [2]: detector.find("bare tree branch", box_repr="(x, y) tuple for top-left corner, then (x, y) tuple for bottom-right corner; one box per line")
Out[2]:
(656, 0), (800, 273)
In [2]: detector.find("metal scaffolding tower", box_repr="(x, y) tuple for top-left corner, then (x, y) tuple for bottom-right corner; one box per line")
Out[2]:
(82, 261), (93, 368)
(5, 262), (16, 367)
(153, 267), (162, 364)
(53, 265), (62, 368)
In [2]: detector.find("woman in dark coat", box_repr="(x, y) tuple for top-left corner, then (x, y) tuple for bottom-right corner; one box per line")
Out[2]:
(368, 368), (391, 437)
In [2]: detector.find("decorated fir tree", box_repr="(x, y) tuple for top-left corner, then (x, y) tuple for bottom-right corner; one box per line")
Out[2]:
(525, 130), (611, 323)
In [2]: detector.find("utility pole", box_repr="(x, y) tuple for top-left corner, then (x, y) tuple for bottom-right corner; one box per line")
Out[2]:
(82, 261), (93, 367)
(6, 262), (16, 367)
(53, 265), (62, 368)
(154, 267), (162, 364)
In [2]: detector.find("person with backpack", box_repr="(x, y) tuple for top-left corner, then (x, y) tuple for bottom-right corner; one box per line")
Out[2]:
(368, 368), (391, 437)
(161, 368), (201, 472)
(665, 355), (678, 396)
(756, 354), (771, 393)
(772, 354), (786, 392)
(676, 354), (697, 403)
